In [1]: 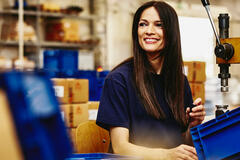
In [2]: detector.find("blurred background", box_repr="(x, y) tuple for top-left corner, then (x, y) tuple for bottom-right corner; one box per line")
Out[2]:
(1, 0), (240, 159)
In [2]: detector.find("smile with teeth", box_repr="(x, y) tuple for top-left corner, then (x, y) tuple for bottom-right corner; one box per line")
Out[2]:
(144, 38), (159, 43)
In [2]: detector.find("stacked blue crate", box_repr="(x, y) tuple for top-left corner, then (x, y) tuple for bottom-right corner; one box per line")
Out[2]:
(78, 70), (109, 101)
(43, 50), (60, 78)
(96, 70), (109, 101)
(0, 70), (72, 160)
(58, 50), (78, 78)
(43, 49), (109, 101)
(43, 49), (79, 78)
(78, 70), (97, 101)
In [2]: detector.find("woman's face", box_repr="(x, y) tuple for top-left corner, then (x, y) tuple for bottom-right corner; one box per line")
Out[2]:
(138, 7), (165, 54)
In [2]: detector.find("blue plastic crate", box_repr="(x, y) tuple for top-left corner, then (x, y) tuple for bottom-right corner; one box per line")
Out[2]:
(37, 69), (60, 79)
(0, 71), (72, 160)
(78, 70), (109, 101)
(59, 70), (79, 78)
(59, 50), (78, 71)
(66, 153), (142, 160)
(43, 49), (79, 73)
(78, 70), (97, 101)
(190, 107), (240, 160)
(43, 50), (60, 70)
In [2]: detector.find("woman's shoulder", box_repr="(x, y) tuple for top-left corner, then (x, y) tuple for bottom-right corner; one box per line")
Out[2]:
(106, 60), (133, 81)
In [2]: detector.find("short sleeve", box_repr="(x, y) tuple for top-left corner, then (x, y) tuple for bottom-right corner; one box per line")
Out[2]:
(184, 76), (193, 110)
(96, 75), (129, 130)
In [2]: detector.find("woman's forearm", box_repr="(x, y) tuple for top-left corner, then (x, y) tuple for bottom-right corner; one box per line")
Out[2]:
(182, 127), (194, 146)
(112, 140), (170, 160)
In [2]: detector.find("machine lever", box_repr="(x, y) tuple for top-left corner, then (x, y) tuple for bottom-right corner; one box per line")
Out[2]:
(201, 0), (210, 7)
(201, 1), (221, 46)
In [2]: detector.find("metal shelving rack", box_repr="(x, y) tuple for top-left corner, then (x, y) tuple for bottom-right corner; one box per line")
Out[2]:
(0, 0), (106, 68)
(0, 9), (100, 49)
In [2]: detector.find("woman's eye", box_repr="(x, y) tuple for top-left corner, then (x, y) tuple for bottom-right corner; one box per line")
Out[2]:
(139, 22), (147, 27)
(156, 23), (163, 27)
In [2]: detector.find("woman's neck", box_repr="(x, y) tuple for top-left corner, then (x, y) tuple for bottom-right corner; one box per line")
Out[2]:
(147, 53), (164, 75)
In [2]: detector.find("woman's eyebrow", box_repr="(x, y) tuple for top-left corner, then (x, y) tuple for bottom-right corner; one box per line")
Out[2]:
(139, 19), (148, 22)
(155, 20), (163, 23)
(139, 19), (162, 23)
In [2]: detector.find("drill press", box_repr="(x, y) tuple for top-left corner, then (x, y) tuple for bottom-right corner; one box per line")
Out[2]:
(201, 0), (240, 116)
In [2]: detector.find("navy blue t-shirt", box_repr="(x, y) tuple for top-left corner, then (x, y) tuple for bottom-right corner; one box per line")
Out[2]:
(96, 60), (193, 149)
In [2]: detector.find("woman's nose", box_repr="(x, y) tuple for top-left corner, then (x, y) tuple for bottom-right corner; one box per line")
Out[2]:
(146, 24), (155, 34)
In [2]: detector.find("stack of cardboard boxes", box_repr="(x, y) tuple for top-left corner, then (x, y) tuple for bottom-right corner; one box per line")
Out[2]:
(51, 78), (100, 152)
(184, 61), (206, 104)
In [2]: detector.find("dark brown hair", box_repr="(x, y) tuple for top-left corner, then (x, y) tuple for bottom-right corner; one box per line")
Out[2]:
(132, 1), (187, 127)
(114, 1), (187, 127)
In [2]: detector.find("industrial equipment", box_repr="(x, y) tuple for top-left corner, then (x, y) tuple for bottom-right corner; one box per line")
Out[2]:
(201, 0), (240, 117)
(190, 4), (240, 159)
(201, 0), (240, 93)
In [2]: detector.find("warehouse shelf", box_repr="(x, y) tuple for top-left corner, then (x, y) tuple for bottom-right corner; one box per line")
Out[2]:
(0, 9), (37, 16)
(0, 40), (38, 47)
(0, 40), (95, 49)
(0, 9), (103, 20)
(41, 41), (95, 49)
(0, 0), (107, 68)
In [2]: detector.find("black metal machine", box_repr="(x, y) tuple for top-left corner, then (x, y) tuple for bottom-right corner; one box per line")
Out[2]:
(200, 0), (240, 116)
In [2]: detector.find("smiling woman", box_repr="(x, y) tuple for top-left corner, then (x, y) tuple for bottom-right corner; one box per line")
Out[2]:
(96, 1), (206, 160)
(137, 7), (165, 55)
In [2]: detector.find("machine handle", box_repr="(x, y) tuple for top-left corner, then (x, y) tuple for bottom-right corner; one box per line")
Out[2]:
(201, 0), (210, 6)
(201, 0), (221, 46)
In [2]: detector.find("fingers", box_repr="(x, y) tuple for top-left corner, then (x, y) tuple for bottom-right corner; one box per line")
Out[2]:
(190, 105), (205, 117)
(181, 144), (197, 155)
(176, 144), (198, 160)
(188, 101), (206, 127)
(186, 107), (191, 114)
(176, 152), (197, 160)
(191, 104), (204, 112)
(193, 98), (202, 105)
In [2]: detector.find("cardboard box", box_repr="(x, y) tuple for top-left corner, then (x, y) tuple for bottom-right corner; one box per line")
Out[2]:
(72, 103), (89, 127)
(51, 78), (69, 104)
(88, 101), (99, 109)
(61, 103), (89, 128)
(194, 62), (206, 82)
(184, 61), (206, 82)
(52, 78), (89, 104)
(184, 61), (194, 82)
(88, 101), (99, 121)
(61, 104), (71, 127)
(62, 19), (80, 42)
(190, 82), (205, 104)
(68, 79), (89, 103)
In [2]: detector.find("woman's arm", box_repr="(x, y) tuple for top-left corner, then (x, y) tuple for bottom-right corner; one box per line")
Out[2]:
(110, 127), (198, 160)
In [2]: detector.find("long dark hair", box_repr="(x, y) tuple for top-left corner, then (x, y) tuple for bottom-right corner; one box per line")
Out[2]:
(131, 1), (187, 127)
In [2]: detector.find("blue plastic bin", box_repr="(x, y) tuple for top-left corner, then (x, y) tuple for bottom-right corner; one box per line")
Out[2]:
(59, 70), (79, 78)
(96, 70), (109, 101)
(78, 70), (98, 101)
(190, 107), (240, 160)
(43, 50), (60, 70)
(59, 50), (78, 71)
(37, 69), (60, 79)
(78, 70), (109, 101)
(0, 71), (72, 160)
(43, 49), (78, 73)
(66, 153), (142, 160)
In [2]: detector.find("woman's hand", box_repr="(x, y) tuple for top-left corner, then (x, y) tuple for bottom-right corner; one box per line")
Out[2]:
(186, 98), (206, 128)
(168, 144), (198, 160)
